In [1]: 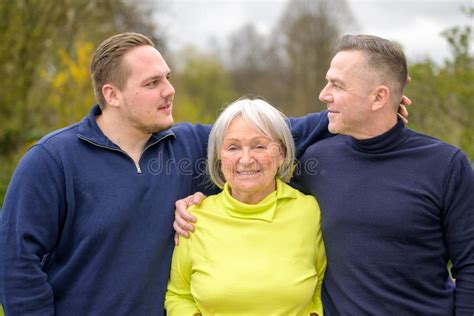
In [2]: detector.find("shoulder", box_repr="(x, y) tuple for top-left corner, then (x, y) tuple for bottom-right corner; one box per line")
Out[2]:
(288, 111), (328, 135)
(288, 183), (318, 202)
(188, 192), (223, 216)
(18, 123), (81, 169)
(301, 134), (346, 156)
(36, 123), (81, 148)
(171, 122), (212, 139)
(169, 123), (212, 158)
(280, 182), (320, 213)
(405, 129), (464, 161)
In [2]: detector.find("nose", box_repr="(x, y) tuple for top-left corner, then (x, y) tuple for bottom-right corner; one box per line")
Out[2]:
(239, 148), (255, 165)
(162, 79), (175, 99)
(319, 84), (332, 104)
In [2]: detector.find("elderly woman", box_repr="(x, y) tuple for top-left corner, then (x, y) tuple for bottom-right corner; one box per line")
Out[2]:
(165, 98), (326, 315)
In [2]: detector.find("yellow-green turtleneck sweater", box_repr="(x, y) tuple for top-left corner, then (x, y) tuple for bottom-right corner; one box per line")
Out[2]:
(165, 179), (326, 316)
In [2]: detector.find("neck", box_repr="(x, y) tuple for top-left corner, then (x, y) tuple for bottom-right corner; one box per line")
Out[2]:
(230, 181), (276, 205)
(96, 109), (151, 162)
(352, 112), (398, 140)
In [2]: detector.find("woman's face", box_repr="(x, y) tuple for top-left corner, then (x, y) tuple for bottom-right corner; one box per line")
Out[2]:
(220, 116), (284, 204)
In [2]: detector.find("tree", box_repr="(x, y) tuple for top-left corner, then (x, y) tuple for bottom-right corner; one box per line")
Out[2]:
(172, 46), (238, 124)
(224, 0), (355, 116)
(0, 0), (164, 153)
(407, 6), (473, 160)
(0, 0), (166, 204)
(276, 0), (355, 115)
(227, 24), (270, 97)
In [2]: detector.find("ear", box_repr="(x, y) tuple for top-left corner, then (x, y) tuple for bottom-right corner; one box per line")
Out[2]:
(370, 85), (390, 111)
(102, 83), (121, 108)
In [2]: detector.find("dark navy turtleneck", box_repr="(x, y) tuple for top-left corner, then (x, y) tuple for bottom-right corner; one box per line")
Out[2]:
(292, 120), (474, 315)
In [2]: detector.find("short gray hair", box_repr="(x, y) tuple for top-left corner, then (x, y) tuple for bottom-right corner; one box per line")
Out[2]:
(336, 34), (408, 103)
(208, 97), (296, 188)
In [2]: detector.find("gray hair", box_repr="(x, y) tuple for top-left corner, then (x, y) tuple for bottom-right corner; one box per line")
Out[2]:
(336, 34), (408, 104)
(208, 97), (296, 189)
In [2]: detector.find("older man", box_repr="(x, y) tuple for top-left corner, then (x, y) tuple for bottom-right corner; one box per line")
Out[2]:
(293, 35), (474, 315)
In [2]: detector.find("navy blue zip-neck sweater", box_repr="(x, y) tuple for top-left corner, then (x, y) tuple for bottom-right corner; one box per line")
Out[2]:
(293, 120), (474, 315)
(0, 106), (215, 315)
(0, 106), (331, 315)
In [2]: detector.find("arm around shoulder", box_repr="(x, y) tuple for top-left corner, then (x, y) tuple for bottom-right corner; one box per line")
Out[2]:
(288, 111), (332, 159)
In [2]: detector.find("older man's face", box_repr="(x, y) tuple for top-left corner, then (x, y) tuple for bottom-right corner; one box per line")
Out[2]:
(319, 50), (374, 139)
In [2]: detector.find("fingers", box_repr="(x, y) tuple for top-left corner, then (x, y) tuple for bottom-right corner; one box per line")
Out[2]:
(173, 192), (206, 240)
(191, 192), (206, 205)
(175, 199), (197, 224)
(173, 218), (191, 238)
(397, 113), (408, 125)
(175, 204), (195, 230)
(398, 98), (410, 126)
(401, 95), (412, 107)
(398, 104), (409, 118)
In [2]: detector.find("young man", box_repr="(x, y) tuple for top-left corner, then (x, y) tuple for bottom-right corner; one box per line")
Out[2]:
(0, 32), (213, 315)
(0, 33), (330, 315)
(294, 35), (474, 314)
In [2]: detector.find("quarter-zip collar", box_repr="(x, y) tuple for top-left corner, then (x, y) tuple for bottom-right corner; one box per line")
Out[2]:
(77, 105), (176, 150)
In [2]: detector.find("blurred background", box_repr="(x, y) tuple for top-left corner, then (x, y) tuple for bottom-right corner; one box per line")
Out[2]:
(0, 0), (473, 206)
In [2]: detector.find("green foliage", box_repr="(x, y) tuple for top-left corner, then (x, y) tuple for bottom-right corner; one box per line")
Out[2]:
(34, 40), (97, 132)
(172, 47), (238, 124)
(226, 0), (355, 115)
(406, 7), (474, 160)
(0, 2), (472, 205)
(0, 0), (163, 204)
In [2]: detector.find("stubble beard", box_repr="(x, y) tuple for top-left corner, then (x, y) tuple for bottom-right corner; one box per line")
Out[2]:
(124, 99), (174, 134)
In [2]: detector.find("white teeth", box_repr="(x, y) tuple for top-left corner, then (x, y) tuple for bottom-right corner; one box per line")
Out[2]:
(237, 171), (258, 175)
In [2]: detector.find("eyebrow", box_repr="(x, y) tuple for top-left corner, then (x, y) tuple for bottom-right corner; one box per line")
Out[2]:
(142, 72), (171, 84)
(327, 77), (345, 86)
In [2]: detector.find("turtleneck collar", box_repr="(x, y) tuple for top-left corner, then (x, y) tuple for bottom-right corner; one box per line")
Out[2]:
(349, 119), (409, 154)
(221, 179), (297, 222)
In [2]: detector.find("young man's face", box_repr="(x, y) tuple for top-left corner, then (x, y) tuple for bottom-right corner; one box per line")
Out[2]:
(118, 45), (175, 134)
(319, 50), (374, 139)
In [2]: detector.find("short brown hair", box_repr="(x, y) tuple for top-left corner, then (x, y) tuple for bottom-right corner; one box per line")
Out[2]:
(91, 32), (154, 108)
(336, 34), (408, 103)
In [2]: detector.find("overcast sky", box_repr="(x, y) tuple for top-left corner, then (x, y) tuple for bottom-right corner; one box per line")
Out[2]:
(160, 0), (472, 65)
